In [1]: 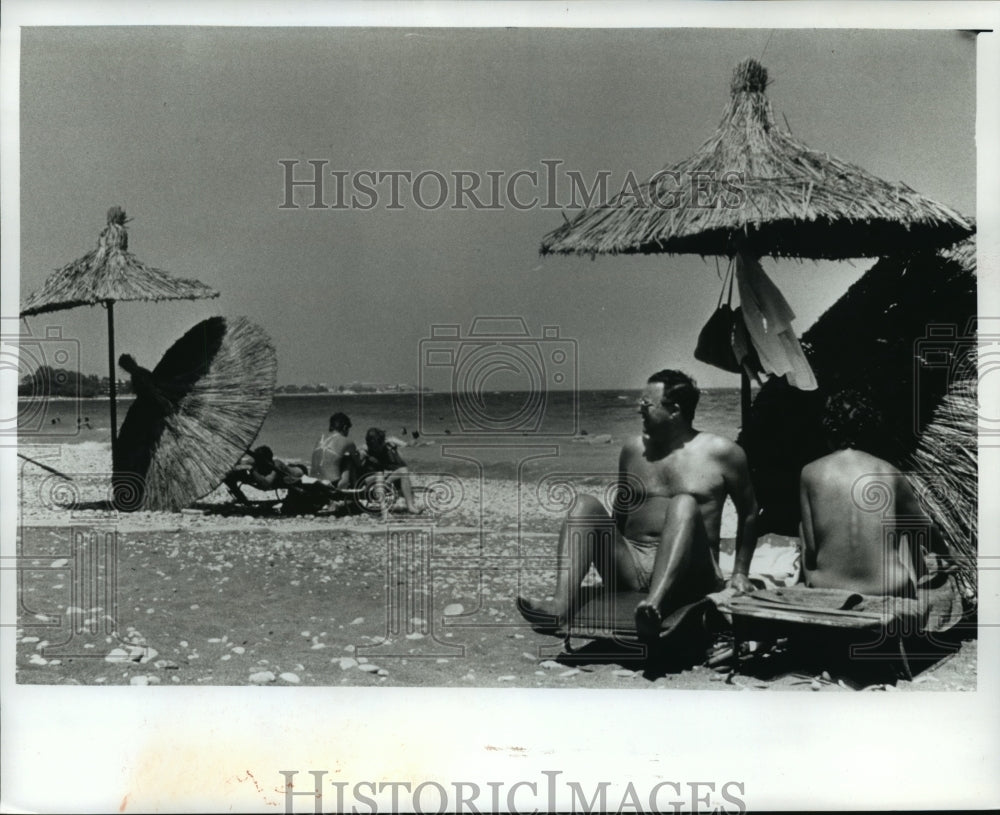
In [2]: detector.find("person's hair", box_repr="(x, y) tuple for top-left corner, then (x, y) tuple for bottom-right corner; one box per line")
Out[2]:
(329, 412), (351, 432)
(365, 427), (387, 453)
(647, 369), (700, 423)
(822, 388), (883, 453)
(249, 446), (275, 471)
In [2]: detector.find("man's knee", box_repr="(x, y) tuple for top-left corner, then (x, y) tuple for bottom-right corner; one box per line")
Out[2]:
(569, 493), (606, 519)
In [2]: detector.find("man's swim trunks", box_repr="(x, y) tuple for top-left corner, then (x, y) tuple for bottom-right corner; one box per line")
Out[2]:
(623, 538), (659, 591)
(625, 537), (726, 595)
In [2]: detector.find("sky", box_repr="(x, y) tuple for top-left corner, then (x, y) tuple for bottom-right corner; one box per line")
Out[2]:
(15, 27), (976, 389)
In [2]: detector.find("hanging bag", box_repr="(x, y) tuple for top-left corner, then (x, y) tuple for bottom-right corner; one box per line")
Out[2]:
(694, 262), (743, 374)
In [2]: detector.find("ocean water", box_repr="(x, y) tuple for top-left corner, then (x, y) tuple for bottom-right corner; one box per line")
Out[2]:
(18, 389), (742, 482)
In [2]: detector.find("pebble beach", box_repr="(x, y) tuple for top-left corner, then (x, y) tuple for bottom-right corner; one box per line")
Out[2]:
(15, 441), (975, 691)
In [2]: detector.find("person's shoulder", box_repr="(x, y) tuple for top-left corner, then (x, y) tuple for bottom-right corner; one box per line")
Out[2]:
(695, 431), (743, 458)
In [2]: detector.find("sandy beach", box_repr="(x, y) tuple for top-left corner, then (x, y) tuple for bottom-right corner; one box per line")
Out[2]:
(14, 442), (975, 691)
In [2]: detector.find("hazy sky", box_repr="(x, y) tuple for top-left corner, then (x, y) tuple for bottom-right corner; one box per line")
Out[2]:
(17, 27), (976, 388)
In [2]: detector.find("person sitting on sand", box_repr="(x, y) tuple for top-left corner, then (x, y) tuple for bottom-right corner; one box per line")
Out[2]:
(359, 427), (422, 515)
(310, 412), (362, 489)
(799, 389), (935, 596)
(517, 369), (759, 641)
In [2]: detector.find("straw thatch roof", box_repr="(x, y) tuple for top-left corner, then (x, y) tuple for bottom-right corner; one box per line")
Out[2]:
(540, 59), (973, 260)
(21, 207), (218, 316)
(738, 234), (976, 536)
(908, 375), (977, 600)
(112, 316), (277, 512)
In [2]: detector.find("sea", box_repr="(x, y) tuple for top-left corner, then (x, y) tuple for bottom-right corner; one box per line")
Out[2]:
(18, 389), (743, 483)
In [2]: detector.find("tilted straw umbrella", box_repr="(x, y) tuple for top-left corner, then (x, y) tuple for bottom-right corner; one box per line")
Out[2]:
(112, 316), (278, 511)
(20, 206), (220, 457)
(540, 59), (974, 419)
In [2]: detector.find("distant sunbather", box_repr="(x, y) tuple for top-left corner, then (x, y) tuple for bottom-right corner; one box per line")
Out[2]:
(360, 427), (422, 515)
(799, 389), (938, 596)
(310, 412), (362, 488)
(225, 445), (330, 515)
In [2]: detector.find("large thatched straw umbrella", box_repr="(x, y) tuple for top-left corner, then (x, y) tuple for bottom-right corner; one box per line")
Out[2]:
(20, 206), (220, 457)
(113, 316), (277, 511)
(540, 59), (974, 419)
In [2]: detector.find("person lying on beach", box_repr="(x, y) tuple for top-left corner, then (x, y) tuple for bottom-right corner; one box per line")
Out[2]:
(310, 412), (363, 489)
(225, 445), (331, 515)
(799, 389), (936, 596)
(517, 369), (759, 641)
(359, 427), (422, 516)
(225, 445), (306, 501)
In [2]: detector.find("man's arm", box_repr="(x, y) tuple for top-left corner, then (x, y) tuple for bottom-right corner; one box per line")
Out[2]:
(723, 441), (758, 593)
(612, 441), (636, 535)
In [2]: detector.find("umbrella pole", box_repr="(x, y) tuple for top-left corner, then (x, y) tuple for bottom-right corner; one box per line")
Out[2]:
(106, 301), (118, 459)
(740, 369), (751, 427)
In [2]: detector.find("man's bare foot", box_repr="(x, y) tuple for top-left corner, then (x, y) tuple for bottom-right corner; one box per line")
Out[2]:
(516, 596), (565, 633)
(405, 505), (425, 515)
(634, 600), (663, 642)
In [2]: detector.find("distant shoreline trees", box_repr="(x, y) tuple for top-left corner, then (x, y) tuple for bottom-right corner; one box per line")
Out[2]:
(17, 367), (428, 398)
(18, 366), (132, 398)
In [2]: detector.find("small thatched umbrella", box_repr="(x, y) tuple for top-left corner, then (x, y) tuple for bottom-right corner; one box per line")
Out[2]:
(20, 206), (220, 455)
(540, 59), (974, 418)
(112, 316), (277, 511)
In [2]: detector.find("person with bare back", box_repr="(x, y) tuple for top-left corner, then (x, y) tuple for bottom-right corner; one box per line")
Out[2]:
(517, 369), (759, 641)
(798, 389), (936, 596)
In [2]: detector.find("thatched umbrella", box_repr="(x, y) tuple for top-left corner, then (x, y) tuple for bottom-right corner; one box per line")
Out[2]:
(20, 206), (219, 455)
(540, 59), (973, 417)
(112, 316), (277, 511)
(907, 374), (977, 601)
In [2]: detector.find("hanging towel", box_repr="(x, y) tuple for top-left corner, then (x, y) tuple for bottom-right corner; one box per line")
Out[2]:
(735, 253), (818, 391)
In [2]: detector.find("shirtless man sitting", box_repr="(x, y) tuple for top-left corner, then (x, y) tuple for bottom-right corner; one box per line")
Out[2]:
(310, 412), (362, 489)
(799, 390), (932, 596)
(517, 369), (759, 641)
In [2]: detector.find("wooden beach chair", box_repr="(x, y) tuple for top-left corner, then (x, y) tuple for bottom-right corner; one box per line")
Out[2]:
(559, 590), (727, 665)
(710, 577), (964, 680)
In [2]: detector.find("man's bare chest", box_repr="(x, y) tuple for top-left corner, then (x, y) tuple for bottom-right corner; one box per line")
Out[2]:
(629, 450), (723, 502)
